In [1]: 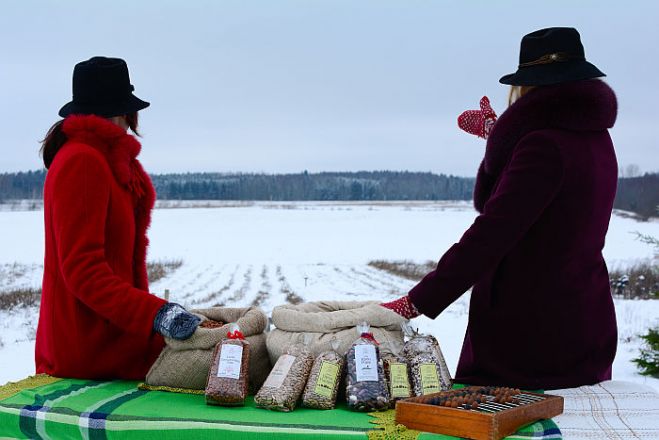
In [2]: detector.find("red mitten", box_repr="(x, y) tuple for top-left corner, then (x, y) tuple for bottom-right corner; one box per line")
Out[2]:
(381, 295), (421, 319)
(457, 96), (498, 139)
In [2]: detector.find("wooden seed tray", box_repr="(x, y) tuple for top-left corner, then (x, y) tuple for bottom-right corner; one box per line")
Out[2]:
(395, 389), (563, 440)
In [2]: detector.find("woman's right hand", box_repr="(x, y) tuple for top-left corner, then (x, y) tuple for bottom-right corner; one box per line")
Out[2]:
(458, 96), (497, 139)
(153, 303), (201, 340)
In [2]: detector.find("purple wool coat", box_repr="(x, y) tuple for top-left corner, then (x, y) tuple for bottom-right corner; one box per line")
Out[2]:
(409, 79), (618, 390)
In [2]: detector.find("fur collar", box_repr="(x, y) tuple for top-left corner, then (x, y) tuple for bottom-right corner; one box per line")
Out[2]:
(62, 114), (151, 200)
(474, 79), (617, 212)
(61, 114), (155, 290)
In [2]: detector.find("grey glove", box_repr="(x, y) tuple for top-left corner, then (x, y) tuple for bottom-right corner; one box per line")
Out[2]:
(153, 303), (201, 340)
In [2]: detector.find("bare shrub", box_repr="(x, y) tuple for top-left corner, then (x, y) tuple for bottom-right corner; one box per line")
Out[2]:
(610, 262), (659, 299)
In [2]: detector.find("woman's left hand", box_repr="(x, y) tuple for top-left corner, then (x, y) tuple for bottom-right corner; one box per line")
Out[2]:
(380, 295), (421, 319)
(458, 96), (498, 139)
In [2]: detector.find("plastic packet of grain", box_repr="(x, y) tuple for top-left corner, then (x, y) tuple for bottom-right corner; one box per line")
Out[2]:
(302, 338), (344, 410)
(402, 324), (452, 394)
(255, 334), (313, 412)
(345, 322), (390, 412)
(205, 323), (250, 406)
(381, 342), (411, 407)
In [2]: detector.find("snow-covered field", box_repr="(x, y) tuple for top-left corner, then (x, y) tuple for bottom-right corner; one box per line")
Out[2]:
(0, 201), (657, 391)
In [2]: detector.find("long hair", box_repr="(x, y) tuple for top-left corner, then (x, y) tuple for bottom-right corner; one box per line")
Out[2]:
(40, 113), (140, 169)
(508, 86), (535, 106)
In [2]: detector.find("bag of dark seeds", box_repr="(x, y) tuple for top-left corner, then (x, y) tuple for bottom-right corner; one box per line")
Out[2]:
(402, 324), (452, 393)
(302, 339), (344, 410)
(381, 342), (411, 407)
(255, 334), (314, 412)
(205, 323), (250, 406)
(345, 322), (390, 412)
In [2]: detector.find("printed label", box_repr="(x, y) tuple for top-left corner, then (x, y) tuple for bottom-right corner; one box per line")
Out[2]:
(263, 354), (296, 389)
(420, 363), (441, 395)
(389, 362), (411, 398)
(216, 344), (243, 379)
(355, 344), (379, 382)
(313, 361), (340, 398)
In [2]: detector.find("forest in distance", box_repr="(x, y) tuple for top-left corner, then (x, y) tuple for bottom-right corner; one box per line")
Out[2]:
(1, 170), (657, 219)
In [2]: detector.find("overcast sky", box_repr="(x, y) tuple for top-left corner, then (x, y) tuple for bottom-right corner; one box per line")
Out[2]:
(1, 1), (657, 176)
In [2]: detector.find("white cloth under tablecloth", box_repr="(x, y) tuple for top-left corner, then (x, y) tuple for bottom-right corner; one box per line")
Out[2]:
(552, 380), (659, 440)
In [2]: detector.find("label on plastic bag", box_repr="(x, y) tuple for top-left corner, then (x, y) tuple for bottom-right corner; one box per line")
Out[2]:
(263, 354), (296, 389)
(216, 344), (243, 379)
(420, 363), (440, 395)
(313, 361), (340, 398)
(389, 362), (411, 398)
(355, 344), (378, 382)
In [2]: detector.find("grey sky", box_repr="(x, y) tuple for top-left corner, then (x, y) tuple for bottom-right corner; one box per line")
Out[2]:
(1, 0), (657, 175)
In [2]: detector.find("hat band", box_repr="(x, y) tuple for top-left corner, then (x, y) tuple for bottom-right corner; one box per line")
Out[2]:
(519, 52), (585, 68)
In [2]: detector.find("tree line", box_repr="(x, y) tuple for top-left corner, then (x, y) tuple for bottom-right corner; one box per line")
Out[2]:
(1, 169), (657, 218)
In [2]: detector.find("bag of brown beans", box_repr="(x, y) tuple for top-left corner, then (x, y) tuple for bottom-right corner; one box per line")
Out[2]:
(302, 339), (345, 410)
(345, 322), (390, 412)
(255, 335), (314, 412)
(205, 324), (250, 406)
(381, 342), (412, 407)
(402, 325), (452, 395)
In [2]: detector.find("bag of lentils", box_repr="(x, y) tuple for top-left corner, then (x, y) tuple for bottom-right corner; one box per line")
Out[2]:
(255, 335), (314, 412)
(302, 339), (344, 410)
(402, 325), (452, 395)
(381, 342), (412, 407)
(345, 322), (390, 412)
(205, 323), (250, 406)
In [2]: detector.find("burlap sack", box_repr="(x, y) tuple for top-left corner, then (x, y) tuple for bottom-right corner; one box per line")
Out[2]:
(266, 301), (406, 364)
(146, 306), (270, 393)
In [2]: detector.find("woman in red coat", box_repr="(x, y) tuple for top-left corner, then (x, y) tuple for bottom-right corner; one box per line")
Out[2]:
(36, 57), (200, 380)
(383, 28), (618, 389)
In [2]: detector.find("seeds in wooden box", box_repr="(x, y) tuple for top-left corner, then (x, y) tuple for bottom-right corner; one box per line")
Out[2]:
(205, 324), (250, 406)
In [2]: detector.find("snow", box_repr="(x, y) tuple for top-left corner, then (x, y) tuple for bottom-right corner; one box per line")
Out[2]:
(1, 201), (657, 393)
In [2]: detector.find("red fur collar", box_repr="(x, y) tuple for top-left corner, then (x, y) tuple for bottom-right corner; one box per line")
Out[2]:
(61, 114), (155, 291)
(62, 114), (151, 200)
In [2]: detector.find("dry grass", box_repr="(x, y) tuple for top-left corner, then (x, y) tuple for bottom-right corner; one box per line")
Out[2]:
(368, 259), (435, 282)
(0, 288), (41, 310)
(610, 262), (659, 299)
(147, 259), (184, 284)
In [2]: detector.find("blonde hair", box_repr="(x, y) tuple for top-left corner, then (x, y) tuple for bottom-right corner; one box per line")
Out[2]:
(508, 86), (535, 106)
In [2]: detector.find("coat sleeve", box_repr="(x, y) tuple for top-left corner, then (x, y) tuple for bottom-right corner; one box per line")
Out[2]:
(51, 147), (166, 334)
(408, 132), (565, 318)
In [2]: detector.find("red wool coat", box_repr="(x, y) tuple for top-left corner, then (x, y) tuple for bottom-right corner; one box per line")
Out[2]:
(409, 80), (618, 389)
(36, 115), (167, 380)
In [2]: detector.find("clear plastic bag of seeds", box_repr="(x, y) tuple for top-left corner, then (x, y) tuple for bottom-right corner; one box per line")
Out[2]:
(302, 338), (345, 410)
(345, 322), (390, 412)
(401, 324), (452, 391)
(255, 334), (314, 412)
(205, 323), (251, 406)
(381, 342), (411, 407)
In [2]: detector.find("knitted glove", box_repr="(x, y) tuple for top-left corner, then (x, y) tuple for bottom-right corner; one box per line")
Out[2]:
(380, 295), (421, 320)
(153, 303), (201, 340)
(457, 96), (498, 139)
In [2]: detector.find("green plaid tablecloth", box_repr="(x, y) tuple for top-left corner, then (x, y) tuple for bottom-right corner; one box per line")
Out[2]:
(0, 376), (562, 439)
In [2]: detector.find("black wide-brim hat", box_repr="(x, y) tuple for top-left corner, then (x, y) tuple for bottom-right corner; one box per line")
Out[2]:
(500, 27), (605, 86)
(59, 56), (150, 118)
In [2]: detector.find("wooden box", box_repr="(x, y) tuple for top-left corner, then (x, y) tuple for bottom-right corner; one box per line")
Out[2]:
(395, 391), (564, 440)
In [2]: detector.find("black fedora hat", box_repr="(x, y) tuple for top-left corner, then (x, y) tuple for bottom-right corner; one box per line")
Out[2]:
(59, 56), (150, 118)
(500, 27), (605, 86)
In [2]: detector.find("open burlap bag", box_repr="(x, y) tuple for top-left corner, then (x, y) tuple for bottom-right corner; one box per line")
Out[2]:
(267, 301), (406, 364)
(146, 306), (270, 393)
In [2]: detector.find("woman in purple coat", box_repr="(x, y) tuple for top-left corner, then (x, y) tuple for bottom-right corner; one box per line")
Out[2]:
(382, 27), (618, 390)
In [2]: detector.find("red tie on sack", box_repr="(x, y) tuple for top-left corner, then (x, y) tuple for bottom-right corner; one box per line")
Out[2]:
(457, 96), (498, 139)
(227, 330), (245, 340)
